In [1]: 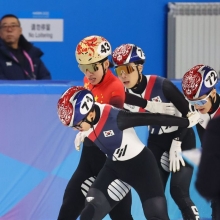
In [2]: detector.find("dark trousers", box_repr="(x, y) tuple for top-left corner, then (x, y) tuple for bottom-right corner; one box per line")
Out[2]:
(148, 128), (200, 219)
(58, 138), (133, 220)
(80, 147), (169, 220)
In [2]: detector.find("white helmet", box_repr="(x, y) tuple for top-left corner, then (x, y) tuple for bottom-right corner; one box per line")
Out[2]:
(75, 35), (111, 64)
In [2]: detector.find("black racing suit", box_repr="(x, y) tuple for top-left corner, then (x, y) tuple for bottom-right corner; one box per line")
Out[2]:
(80, 103), (191, 220)
(57, 137), (133, 220)
(125, 75), (199, 220)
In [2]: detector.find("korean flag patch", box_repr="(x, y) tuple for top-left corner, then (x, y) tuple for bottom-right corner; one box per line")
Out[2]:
(103, 130), (115, 137)
(152, 96), (162, 103)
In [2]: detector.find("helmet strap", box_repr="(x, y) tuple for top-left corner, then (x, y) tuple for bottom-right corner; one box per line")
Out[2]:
(96, 61), (108, 84)
(137, 67), (142, 84)
(82, 117), (93, 127)
(209, 89), (216, 105)
(208, 92), (219, 113)
(130, 65), (142, 89)
(84, 106), (96, 127)
(210, 95), (214, 104)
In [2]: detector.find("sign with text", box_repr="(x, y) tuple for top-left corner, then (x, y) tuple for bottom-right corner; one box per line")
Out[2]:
(20, 19), (63, 42)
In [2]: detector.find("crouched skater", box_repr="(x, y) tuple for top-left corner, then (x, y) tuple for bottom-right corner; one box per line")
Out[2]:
(57, 86), (200, 220)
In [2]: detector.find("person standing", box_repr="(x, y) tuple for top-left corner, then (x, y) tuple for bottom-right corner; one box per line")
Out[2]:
(182, 64), (220, 219)
(112, 43), (200, 219)
(0, 14), (51, 80)
(57, 35), (133, 220)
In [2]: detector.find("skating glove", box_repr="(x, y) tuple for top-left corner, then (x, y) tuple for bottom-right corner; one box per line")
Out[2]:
(74, 131), (87, 151)
(187, 111), (200, 128)
(169, 139), (185, 172)
(145, 101), (175, 115)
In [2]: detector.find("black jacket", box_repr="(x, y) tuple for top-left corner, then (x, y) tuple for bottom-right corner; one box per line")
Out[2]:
(0, 35), (51, 80)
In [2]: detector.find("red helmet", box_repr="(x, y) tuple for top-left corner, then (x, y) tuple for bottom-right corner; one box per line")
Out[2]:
(57, 86), (94, 127)
(182, 64), (218, 100)
(112, 44), (145, 67)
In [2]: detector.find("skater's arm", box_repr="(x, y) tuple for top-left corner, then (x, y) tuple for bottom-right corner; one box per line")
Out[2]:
(117, 110), (190, 130)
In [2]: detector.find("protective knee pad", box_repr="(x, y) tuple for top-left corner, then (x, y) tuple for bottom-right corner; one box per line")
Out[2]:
(160, 151), (170, 172)
(170, 186), (199, 219)
(107, 179), (131, 201)
(81, 188), (112, 220)
(143, 196), (169, 220)
(81, 176), (96, 197)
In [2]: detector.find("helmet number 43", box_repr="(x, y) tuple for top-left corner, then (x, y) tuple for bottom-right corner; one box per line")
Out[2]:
(98, 42), (111, 55)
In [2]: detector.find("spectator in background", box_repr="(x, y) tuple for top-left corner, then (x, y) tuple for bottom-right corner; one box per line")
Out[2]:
(0, 14), (51, 80)
(195, 115), (220, 219)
